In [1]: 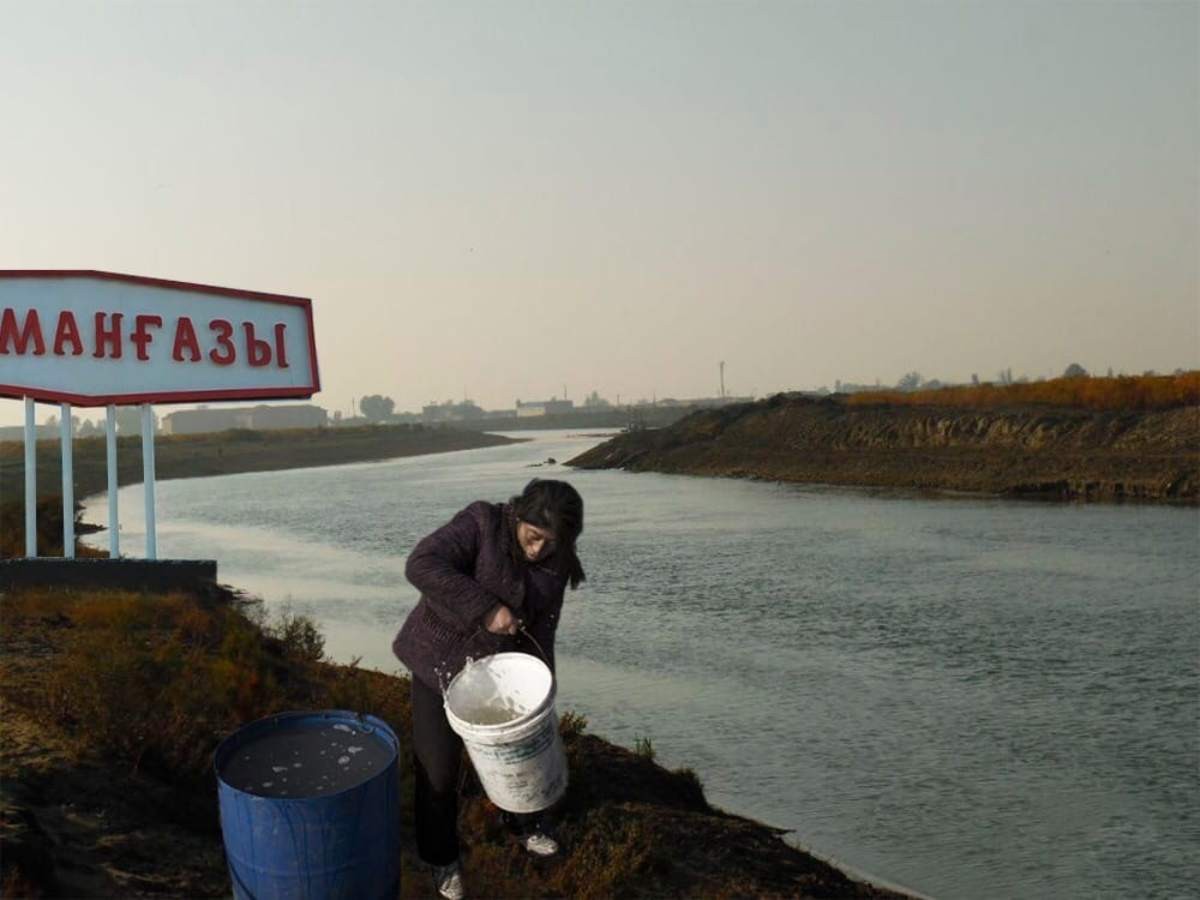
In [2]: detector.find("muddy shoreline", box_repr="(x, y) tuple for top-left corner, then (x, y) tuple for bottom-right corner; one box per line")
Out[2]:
(0, 424), (522, 558)
(567, 394), (1200, 503)
(0, 585), (915, 899)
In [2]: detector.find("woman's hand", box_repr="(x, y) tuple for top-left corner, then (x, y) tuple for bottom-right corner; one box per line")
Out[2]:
(483, 603), (520, 635)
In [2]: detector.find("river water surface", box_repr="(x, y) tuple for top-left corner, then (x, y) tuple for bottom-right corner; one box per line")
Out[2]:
(82, 430), (1199, 899)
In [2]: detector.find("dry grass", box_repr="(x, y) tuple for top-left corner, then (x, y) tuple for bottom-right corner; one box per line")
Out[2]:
(3, 589), (409, 787)
(1, 587), (905, 899)
(1, 866), (44, 899)
(845, 371), (1200, 411)
(0, 586), (419, 897)
(0, 499), (71, 558)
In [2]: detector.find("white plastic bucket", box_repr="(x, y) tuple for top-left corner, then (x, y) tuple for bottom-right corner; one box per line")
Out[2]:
(443, 652), (568, 813)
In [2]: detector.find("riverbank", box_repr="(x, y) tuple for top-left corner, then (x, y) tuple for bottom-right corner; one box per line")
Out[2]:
(0, 584), (910, 899)
(0, 424), (520, 557)
(567, 393), (1200, 502)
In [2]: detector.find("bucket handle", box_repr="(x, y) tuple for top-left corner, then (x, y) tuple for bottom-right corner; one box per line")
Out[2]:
(469, 623), (552, 670)
(518, 625), (552, 670)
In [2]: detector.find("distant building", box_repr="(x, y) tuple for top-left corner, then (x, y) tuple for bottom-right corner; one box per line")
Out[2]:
(833, 380), (882, 395)
(515, 399), (575, 418)
(161, 404), (327, 435)
(637, 396), (753, 409)
(422, 400), (485, 423)
(160, 408), (238, 435)
(244, 404), (328, 431)
(582, 390), (611, 409)
(162, 406), (271, 435)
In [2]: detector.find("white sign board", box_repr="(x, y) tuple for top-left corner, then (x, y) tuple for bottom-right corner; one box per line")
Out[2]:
(0, 270), (319, 406)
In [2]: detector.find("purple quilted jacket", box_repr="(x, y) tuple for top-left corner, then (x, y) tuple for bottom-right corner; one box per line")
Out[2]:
(392, 501), (566, 691)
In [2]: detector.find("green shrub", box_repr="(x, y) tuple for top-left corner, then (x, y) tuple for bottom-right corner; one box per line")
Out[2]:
(558, 709), (588, 742)
(267, 608), (325, 663)
(33, 592), (386, 784)
(634, 735), (656, 761)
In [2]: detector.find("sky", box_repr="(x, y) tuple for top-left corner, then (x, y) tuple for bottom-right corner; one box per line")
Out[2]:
(1, 0), (1196, 426)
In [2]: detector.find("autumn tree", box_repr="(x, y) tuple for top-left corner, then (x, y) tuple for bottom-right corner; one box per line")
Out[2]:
(359, 395), (395, 421)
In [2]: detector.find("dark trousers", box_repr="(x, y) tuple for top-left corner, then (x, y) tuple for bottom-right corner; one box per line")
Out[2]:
(411, 676), (545, 866)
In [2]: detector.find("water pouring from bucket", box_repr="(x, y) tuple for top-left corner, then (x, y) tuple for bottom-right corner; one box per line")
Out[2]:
(443, 651), (568, 814)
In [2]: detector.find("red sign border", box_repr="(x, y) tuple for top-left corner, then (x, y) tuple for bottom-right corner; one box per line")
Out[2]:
(0, 270), (320, 407)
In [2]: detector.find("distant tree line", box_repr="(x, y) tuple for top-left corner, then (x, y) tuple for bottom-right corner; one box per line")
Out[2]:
(844, 370), (1199, 411)
(44, 407), (159, 438)
(834, 362), (1186, 397)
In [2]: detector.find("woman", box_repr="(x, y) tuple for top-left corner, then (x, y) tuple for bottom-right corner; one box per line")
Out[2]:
(392, 479), (586, 900)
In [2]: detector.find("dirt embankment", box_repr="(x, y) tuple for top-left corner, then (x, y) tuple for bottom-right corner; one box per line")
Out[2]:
(568, 394), (1200, 502)
(0, 424), (521, 558)
(0, 586), (910, 899)
(0, 424), (519, 502)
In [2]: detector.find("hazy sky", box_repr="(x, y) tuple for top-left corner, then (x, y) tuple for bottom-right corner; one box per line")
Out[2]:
(1, 0), (1196, 427)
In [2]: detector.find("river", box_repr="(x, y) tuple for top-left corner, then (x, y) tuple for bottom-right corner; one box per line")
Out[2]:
(81, 430), (1199, 899)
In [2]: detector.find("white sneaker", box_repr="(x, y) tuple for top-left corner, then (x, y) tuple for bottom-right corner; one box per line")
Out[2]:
(432, 861), (465, 900)
(521, 831), (560, 857)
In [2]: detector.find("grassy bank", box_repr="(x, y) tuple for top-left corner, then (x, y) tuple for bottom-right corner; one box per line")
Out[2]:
(845, 371), (1200, 411)
(0, 585), (907, 899)
(568, 389), (1200, 503)
(0, 424), (519, 558)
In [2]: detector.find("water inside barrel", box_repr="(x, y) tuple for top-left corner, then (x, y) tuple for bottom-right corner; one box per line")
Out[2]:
(220, 722), (393, 798)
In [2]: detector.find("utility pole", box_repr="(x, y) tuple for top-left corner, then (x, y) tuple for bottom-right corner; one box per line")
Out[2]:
(719, 361), (726, 399)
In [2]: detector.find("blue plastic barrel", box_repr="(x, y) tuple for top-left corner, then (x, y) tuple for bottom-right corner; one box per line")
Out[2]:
(214, 710), (400, 900)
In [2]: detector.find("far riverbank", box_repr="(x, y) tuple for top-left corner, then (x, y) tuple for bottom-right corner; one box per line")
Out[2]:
(567, 393), (1199, 503)
(0, 424), (521, 557)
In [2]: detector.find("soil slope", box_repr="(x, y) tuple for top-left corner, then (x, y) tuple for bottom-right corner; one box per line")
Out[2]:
(567, 394), (1200, 502)
(0, 585), (910, 899)
(0, 424), (519, 558)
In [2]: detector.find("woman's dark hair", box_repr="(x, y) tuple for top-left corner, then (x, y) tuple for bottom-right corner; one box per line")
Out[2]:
(510, 479), (586, 589)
